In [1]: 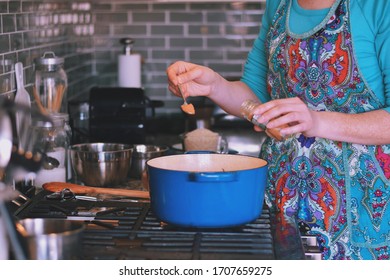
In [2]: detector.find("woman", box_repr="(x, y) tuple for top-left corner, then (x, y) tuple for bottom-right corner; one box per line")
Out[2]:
(166, 0), (390, 260)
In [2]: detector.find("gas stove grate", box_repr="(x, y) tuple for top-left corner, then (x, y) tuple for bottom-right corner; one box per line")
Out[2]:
(14, 192), (277, 260)
(82, 204), (275, 260)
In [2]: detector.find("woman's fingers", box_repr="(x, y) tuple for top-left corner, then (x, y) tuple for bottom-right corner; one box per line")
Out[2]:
(167, 61), (217, 99)
(167, 61), (192, 84)
(253, 97), (317, 136)
(254, 98), (302, 122)
(168, 84), (180, 97)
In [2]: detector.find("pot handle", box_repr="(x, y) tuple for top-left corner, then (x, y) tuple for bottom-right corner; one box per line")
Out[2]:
(189, 172), (237, 182)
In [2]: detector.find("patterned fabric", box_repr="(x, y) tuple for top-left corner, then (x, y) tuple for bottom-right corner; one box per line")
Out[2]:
(262, 0), (390, 259)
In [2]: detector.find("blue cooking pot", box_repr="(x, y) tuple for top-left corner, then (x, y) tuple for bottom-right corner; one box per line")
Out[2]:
(146, 153), (268, 228)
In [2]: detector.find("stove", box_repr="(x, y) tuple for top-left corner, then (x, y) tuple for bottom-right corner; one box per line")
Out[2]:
(11, 190), (321, 260)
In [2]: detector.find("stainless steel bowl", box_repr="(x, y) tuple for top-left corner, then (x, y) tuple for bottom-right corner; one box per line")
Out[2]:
(70, 143), (133, 187)
(16, 218), (85, 260)
(130, 144), (169, 179)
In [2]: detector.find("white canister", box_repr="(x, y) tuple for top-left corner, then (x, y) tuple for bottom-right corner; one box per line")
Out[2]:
(118, 38), (142, 88)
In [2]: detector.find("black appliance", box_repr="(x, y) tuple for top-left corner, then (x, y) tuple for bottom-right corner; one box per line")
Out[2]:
(88, 87), (147, 144)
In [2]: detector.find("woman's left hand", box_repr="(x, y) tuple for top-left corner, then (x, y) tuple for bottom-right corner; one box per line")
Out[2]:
(252, 97), (320, 138)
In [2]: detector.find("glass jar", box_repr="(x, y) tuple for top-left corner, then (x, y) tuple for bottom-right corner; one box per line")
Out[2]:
(33, 113), (70, 190)
(0, 59), (15, 103)
(240, 99), (290, 141)
(33, 52), (68, 114)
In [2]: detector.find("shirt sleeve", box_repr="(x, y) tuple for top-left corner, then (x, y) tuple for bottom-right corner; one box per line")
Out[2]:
(241, 0), (281, 103)
(357, 0), (390, 113)
(374, 1), (390, 113)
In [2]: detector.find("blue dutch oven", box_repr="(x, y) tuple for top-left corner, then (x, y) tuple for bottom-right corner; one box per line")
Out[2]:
(146, 153), (268, 228)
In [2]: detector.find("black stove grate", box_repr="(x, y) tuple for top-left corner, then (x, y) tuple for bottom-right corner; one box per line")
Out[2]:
(80, 204), (275, 260)
(13, 191), (310, 260)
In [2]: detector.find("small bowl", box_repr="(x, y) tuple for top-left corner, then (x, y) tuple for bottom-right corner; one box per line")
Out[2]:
(70, 143), (133, 187)
(129, 144), (169, 179)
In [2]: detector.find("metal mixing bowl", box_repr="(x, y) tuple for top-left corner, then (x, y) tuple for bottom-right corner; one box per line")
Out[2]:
(70, 143), (133, 187)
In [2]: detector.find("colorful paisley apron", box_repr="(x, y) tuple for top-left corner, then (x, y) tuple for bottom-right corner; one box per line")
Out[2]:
(262, 0), (390, 259)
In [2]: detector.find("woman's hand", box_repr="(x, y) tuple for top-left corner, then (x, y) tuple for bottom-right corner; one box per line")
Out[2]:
(252, 97), (320, 137)
(166, 61), (263, 117)
(252, 97), (390, 145)
(166, 61), (220, 99)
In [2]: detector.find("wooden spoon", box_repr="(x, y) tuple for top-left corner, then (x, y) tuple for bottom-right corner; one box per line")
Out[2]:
(178, 84), (195, 115)
(42, 182), (150, 199)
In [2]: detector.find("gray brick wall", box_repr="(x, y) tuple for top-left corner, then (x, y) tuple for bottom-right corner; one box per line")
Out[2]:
(0, 0), (95, 103)
(0, 0), (265, 114)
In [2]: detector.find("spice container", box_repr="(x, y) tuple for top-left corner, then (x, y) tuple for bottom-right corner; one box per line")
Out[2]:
(240, 99), (289, 141)
(33, 113), (70, 190)
(33, 52), (68, 114)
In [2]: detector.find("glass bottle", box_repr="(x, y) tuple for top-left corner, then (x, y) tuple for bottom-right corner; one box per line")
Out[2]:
(240, 100), (290, 141)
(33, 113), (70, 191)
(33, 52), (68, 114)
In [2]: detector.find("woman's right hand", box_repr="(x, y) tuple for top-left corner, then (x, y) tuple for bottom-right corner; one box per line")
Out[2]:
(166, 61), (221, 99)
(167, 60), (259, 118)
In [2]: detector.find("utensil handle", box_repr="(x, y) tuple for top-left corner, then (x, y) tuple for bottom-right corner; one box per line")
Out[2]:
(15, 62), (24, 91)
(190, 172), (237, 182)
(42, 182), (150, 199)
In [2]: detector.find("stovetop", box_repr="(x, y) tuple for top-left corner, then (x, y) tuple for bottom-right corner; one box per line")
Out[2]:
(12, 190), (320, 260)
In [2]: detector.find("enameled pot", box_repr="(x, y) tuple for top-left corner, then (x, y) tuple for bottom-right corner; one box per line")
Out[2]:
(146, 153), (268, 228)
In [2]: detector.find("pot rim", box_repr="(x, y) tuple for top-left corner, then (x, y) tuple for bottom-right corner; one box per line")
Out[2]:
(70, 142), (133, 154)
(147, 153), (267, 172)
(16, 218), (85, 238)
(132, 144), (169, 157)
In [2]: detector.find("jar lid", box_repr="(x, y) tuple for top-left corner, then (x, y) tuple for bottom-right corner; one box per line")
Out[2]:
(120, 38), (135, 55)
(35, 52), (64, 66)
(120, 38), (134, 46)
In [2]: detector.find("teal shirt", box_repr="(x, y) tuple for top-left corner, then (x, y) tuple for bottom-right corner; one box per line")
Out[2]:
(242, 0), (390, 113)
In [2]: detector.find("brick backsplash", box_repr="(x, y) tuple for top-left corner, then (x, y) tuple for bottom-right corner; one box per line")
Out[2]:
(0, 0), (265, 114)
(0, 0), (95, 104)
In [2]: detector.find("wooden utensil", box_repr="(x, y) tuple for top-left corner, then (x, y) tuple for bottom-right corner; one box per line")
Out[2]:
(42, 182), (150, 199)
(32, 86), (48, 115)
(178, 84), (195, 115)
